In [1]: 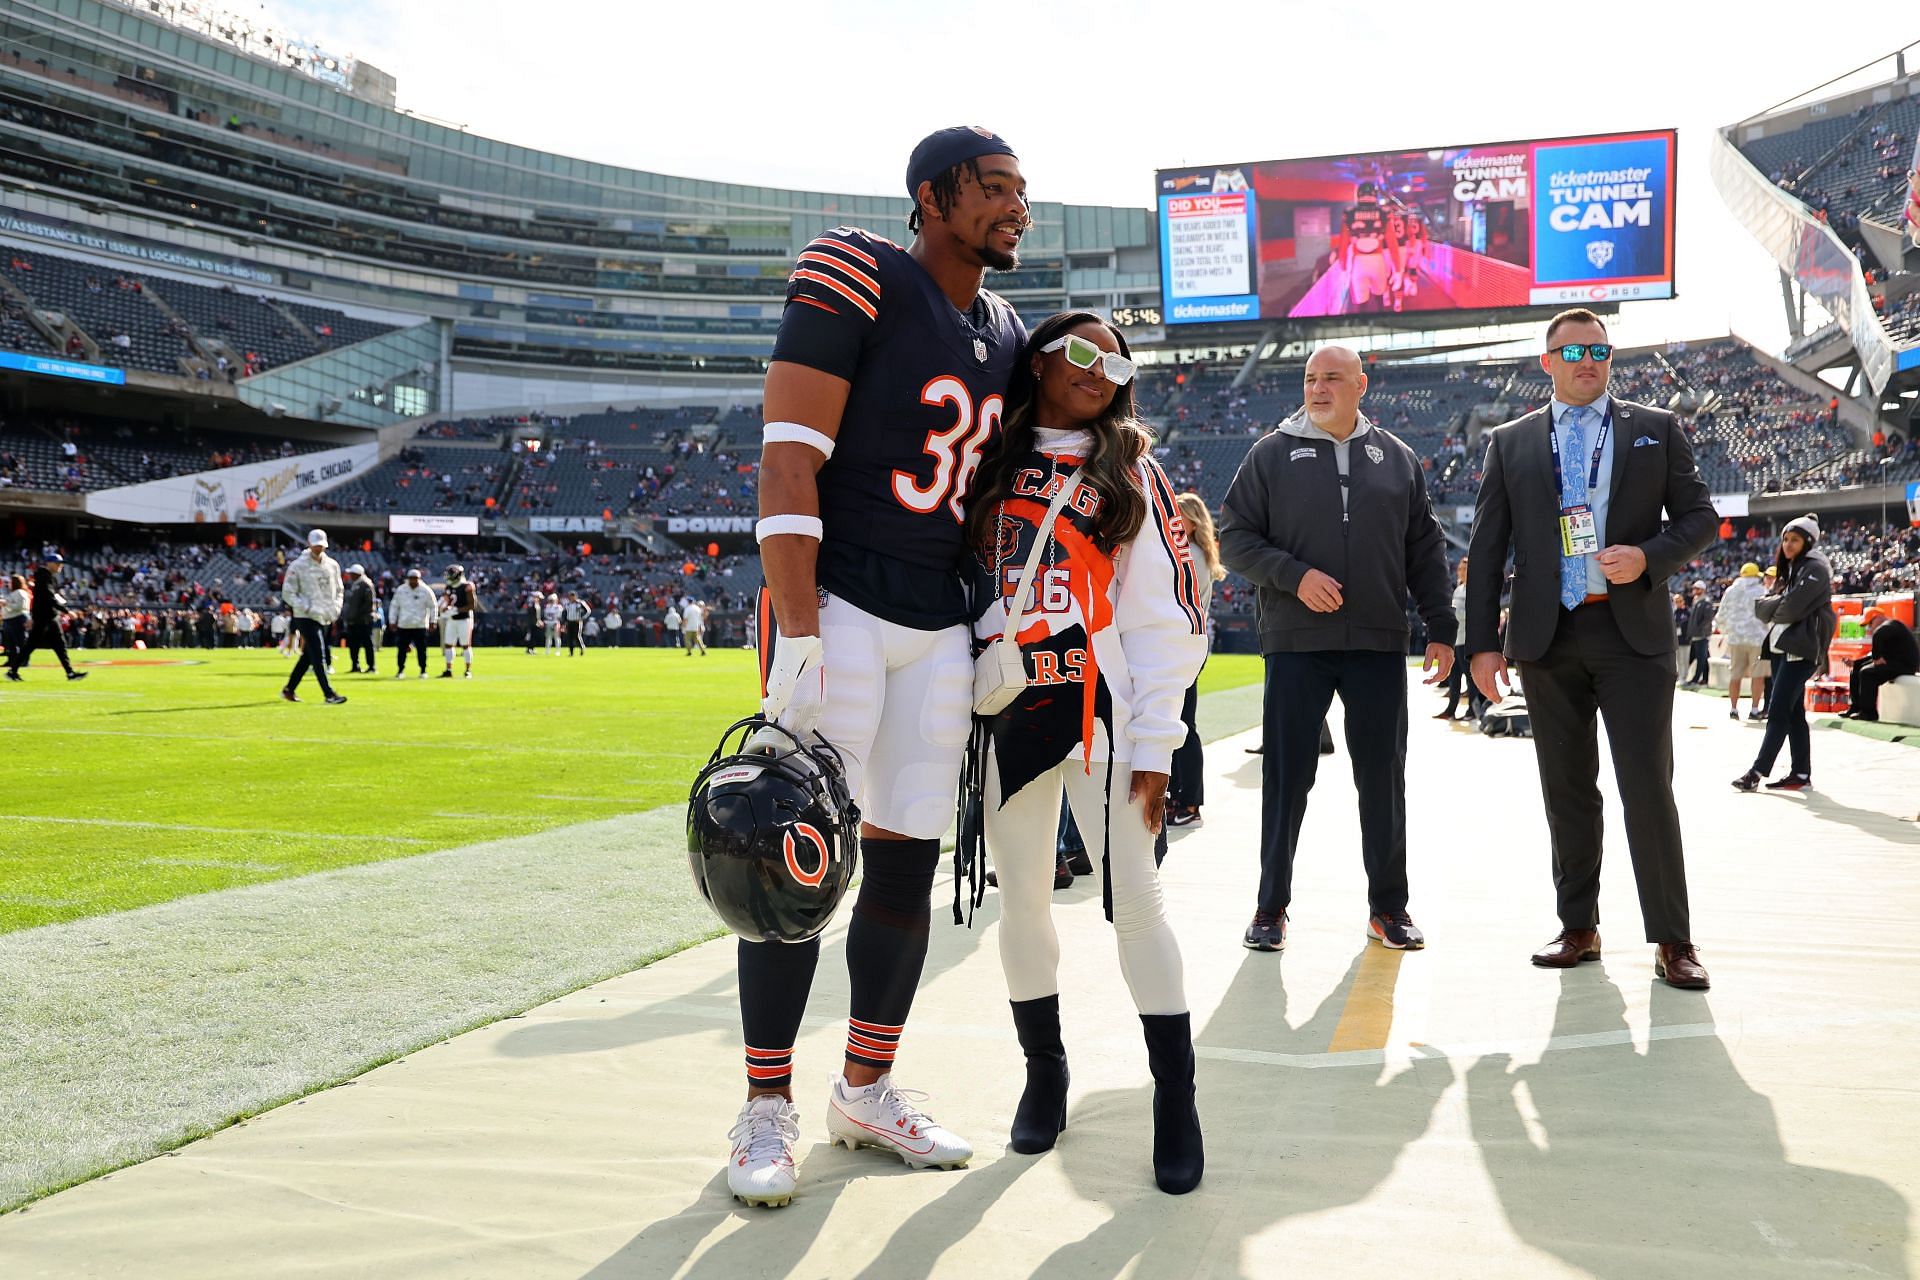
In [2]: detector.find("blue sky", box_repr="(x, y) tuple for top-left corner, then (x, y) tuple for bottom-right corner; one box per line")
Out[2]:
(271, 0), (1918, 355)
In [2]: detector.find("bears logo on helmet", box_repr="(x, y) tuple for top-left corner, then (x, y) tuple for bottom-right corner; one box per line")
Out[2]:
(687, 717), (859, 943)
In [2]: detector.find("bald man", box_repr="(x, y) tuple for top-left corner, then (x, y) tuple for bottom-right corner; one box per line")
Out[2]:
(1219, 346), (1456, 953)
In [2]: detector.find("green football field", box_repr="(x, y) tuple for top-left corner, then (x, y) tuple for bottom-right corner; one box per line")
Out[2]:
(2, 646), (1263, 934)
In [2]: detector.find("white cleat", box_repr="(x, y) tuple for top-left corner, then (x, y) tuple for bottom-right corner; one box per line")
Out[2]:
(825, 1074), (972, 1170)
(726, 1095), (800, 1208)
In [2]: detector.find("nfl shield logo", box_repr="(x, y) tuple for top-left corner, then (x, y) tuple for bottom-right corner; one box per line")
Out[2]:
(1364, 443), (1383, 465)
(973, 337), (988, 364)
(1586, 240), (1615, 270)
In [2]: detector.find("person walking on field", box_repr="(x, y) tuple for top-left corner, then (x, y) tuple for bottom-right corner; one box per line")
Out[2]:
(280, 530), (346, 705)
(5, 556), (88, 682)
(682, 598), (707, 656)
(664, 602), (682, 649)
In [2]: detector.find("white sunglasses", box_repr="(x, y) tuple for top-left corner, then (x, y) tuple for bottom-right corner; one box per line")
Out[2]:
(1040, 334), (1136, 386)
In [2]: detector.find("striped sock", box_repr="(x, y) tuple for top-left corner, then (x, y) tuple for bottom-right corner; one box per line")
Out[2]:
(845, 1017), (902, 1072)
(744, 1042), (795, 1091)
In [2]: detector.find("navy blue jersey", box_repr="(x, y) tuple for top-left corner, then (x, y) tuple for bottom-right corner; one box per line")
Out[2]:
(770, 226), (1025, 629)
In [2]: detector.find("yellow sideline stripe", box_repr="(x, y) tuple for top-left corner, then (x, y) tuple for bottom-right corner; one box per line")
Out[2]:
(1327, 945), (1405, 1053)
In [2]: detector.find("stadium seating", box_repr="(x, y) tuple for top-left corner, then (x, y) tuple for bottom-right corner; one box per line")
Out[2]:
(301, 445), (510, 514)
(0, 247), (397, 376)
(0, 407), (329, 492)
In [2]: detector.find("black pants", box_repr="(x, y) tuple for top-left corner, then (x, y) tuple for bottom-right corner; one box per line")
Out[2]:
(285, 617), (337, 697)
(1441, 642), (1489, 719)
(1517, 603), (1691, 943)
(345, 625), (375, 671)
(1850, 657), (1915, 720)
(2, 615), (24, 668)
(394, 627), (430, 673)
(10, 617), (75, 674)
(1751, 657), (1814, 778)
(563, 620), (582, 654)
(1257, 650), (1409, 916)
(1686, 638), (1711, 684)
(1168, 680), (1204, 809)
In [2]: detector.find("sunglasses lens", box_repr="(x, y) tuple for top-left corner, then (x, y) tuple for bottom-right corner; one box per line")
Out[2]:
(1063, 335), (1099, 369)
(1558, 344), (1585, 363)
(1102, 354), (1136, 385)
(1589, 344), (1612, 360)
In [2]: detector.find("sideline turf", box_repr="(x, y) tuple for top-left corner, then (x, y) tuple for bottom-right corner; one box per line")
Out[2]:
(2, 648), (1266, 932)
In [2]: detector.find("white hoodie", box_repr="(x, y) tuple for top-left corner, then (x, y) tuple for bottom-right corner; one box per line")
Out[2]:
(388, 581), (439, 629)
(281, 551), (343, 625)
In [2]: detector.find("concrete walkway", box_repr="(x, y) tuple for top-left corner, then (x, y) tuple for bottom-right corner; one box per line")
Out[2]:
(5, 689), (1917, 1278)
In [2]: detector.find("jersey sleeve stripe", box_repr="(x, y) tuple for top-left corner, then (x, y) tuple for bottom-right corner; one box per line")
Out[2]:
(789, 268), (879, 321)
(795, 250), (882, 302)
(1144, 462), (1206, 633)
(809, 234), (880, 270)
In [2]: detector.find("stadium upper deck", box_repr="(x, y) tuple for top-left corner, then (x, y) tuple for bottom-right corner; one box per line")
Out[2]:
(0, 0), (1160, 405)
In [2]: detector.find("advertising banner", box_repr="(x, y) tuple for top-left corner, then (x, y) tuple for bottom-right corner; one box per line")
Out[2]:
(1155, 129), (1676, 325)
(0, 350), (126, 385)
(390, 514), (479, 535)
(84, 442), (379, 524)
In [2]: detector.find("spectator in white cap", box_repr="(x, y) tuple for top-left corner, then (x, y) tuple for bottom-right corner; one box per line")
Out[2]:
(341, 562), (378, 674)
(1681, 579), (1715, 686)
(280, 530), (345, 704)
(388, 567), (437, 678)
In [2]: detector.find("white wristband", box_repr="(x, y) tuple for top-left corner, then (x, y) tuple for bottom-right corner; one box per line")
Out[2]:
(756, 514), (824, 543)
(763, 421), (837, 458)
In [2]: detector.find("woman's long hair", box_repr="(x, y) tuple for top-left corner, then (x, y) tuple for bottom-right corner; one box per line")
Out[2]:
(964, 311), (1152, 556)
(1175, 492), (1226, 582)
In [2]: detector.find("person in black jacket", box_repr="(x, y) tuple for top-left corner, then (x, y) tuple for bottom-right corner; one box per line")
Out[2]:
(6, 552), (86, 682)
(1220, 344), (1456, 955)
(341, 564), (378, 674)
(1844, 610), (1918, 722)
(1733, 515), (1836, 793)
(1682, 581), (1715, 686)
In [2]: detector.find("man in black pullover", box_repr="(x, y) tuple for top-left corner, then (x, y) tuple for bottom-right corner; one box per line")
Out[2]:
(1846, 610), (1919, 722)
(1220, 345), (1455, 955)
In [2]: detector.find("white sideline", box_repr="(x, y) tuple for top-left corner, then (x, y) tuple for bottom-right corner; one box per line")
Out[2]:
(0, 802), (715, 1212)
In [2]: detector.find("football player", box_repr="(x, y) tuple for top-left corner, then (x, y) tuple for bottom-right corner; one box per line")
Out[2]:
(1340, 181), (1401, 314)
(723, 126), (1029, 1208)
(438, 564), (476, 678)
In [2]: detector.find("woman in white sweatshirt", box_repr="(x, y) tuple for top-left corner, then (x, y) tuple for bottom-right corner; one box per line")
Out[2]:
(962, 311), (1208, 1195)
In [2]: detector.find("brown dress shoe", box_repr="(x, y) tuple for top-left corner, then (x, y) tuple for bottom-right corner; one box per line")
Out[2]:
(1531, 928), (1601, 968)
(1655, 942), (1710, 990)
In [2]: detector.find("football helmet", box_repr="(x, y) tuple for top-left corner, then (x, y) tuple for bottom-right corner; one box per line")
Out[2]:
(688, 716), (859, 943)
(445, 564), (464, 581)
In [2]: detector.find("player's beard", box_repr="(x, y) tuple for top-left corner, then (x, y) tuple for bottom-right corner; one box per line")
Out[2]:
(976, 238), (1019, 273)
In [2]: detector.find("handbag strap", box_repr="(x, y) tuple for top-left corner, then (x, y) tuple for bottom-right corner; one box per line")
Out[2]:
(1001, 469), (1083, 650)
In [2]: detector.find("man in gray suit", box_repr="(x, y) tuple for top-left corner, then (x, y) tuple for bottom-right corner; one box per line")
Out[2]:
(1466, 309), (1717, 990)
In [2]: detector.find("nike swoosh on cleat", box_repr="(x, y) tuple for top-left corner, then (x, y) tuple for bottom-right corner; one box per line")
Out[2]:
(833, 1104), (937, 1156)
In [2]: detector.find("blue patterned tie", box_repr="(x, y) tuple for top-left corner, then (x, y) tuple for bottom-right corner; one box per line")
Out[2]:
(1559, 406), (1591, 611)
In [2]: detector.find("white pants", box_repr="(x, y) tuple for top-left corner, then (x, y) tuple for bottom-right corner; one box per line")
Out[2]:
(985, 749), (1187, 1016)
(440, 617), (473, 648)
(814, 595), (971, 839)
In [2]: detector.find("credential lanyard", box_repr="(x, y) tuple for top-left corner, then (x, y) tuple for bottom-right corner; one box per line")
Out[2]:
(1547, 404), (1611, 508)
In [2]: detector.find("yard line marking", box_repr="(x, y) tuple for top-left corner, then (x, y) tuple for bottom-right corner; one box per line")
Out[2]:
(0, 726), (697, 759)
(15, 816), (428, 843)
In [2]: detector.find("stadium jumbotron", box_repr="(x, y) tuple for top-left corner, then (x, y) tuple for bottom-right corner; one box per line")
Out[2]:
(1, 2), (1918, 1275)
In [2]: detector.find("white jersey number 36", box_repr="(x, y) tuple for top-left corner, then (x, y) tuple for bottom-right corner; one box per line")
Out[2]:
(893, 376), (1003, 523)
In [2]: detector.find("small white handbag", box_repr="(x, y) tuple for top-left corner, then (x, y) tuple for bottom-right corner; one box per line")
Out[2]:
(973, 470), (1083, 716)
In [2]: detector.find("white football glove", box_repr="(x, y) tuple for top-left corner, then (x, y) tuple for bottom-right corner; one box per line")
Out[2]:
(754, 632), (825, 748)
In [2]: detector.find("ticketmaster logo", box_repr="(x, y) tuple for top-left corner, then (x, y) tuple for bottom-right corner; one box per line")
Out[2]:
(1171, 299), (1256, 323)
